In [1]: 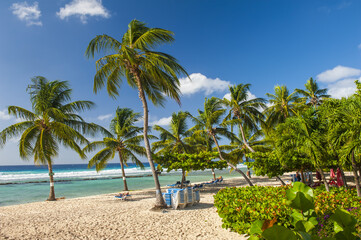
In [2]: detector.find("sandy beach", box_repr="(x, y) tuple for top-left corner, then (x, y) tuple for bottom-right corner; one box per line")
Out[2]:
(0, 175), (288, 240)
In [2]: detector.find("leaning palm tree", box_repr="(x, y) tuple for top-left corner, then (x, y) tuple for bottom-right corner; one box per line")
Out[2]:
(152, 111), (192, 186)
(85, 20), (188, 207)
(264, 85), (300, 128)
(188, 97), (253, 186)
(223, 83), (266, 153)
(0, 76), (98, 201)
(84, 108), (145, 191)
(295, 78), (330, 107)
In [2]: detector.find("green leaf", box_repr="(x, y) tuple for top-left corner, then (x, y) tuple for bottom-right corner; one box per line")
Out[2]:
(248, 236), (261, 240)
(262, 225), (297, 240)
(297, 231), (312, 240)
(286, 192), (314, 212)
(249, 220), (264, 235)
(330, 208), (357, 232)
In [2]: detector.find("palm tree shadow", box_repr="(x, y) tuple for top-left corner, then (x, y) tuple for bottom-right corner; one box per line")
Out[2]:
(179, 202), (214, 211)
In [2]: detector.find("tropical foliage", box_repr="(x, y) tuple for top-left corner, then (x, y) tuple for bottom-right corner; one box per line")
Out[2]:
(0, 76), (99, 200)
(83, 107), (146, 191)
(214, 183), (361, 236)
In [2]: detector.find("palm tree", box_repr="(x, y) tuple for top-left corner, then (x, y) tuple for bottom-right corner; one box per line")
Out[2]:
(85, 20), (188, 207)
(188, 97), (253, 186)
(0, 77), (97, 201)
(84, 108), (146, 191)
(223, 83), (266, 153)
(277, 109), (331, 191)
(265, 85), (299, 127)
(152, 111), (191, 186)
(295, 78), (330, 107)
(330, 98), (361, 196)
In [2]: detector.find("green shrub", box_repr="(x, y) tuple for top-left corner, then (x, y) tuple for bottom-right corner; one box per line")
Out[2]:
(214, 185), (361, 235)
(248, 183), (360, 240)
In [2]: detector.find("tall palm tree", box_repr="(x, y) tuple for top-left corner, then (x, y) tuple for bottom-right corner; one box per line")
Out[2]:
(223, 83), (266, 153)
(0, 77), (97, 201)
(295, 78), (330, 107)
(264, 85), (300, 127)
(83, 108), (146, 191)
(188, 97), (253, 186)
(85, 20), (188, 207)
(152, 111), (192, 186)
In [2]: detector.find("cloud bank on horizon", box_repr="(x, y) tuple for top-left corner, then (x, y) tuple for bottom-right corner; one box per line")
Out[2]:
(11, 1), (42, 26)
(317, 65), (360, 99)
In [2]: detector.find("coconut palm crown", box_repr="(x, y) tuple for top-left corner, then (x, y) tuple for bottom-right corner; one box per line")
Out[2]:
(264, 85), (300, 128)
(83, 107), (146, 191)
(0, 76), (98, 201)
(223, 83), (266, 152)
(295, 77), (330, 107)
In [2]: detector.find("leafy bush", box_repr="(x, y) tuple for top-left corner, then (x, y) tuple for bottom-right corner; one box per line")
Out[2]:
(214, 185), (293, 234)
(248, 182), (360, 240)
(214, 185), (361, 235)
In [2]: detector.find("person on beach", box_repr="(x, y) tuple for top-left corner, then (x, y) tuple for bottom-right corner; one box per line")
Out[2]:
(246, 169), (251, 178)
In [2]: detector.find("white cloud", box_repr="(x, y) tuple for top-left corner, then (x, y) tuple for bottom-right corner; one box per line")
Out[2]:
(358, 43), (361, 49)
(180, 73), (230, 96)
(0, 110), (12, 121)
(327, 78), (358, 99)
(150, 116), (172, 126)
(57, 0), (110, 24)
(11, 1), (42, 26)
(97, 114), (112, 121)
(222, 91), (256, 101)
(317, 65), (361, 83)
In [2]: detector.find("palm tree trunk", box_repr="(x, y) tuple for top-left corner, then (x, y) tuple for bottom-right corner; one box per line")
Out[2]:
(47, 162), (56, 201)
(211, 168), (216, 180)
(351, 151), (361, 197)
(118, 151), (129, 191)
(181, 169), (185, 188)
(211, 133), (253, 186)
(238, 123), (254, 153)
(239, 123), (284, 185)
(275, 175), (286, 185)
(300, 169), (305, 183)
(318, 168), (330, 192)
(135, 78), (166, 208)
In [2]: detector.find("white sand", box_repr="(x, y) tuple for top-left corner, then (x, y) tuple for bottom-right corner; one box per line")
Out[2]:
(0, 175), (288, 240)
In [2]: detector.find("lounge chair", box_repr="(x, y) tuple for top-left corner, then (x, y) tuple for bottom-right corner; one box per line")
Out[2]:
(166, 181), (181, 187)
(115, 192), (131, 201)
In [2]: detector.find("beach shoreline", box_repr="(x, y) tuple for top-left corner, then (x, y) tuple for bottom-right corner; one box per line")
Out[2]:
(0, 175), (291, 240)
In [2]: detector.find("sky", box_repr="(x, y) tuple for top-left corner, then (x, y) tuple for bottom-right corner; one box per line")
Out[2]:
(1, 0), (361, 165)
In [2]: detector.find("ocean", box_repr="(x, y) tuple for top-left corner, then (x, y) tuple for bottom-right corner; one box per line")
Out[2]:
(0, 163), (248, 207)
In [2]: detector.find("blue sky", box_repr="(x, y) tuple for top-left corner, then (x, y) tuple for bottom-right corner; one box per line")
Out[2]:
(1, 0), (361, 165)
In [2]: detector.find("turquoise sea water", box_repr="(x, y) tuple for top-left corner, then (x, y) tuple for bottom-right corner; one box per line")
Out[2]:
(0, 163), (248, 207)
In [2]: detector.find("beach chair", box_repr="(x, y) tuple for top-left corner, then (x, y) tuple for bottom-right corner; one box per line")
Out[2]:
(185, 187), (194, 206)
(162, 193), (172, 207)
(204, 179), (216, 185)
(192, 184), (204, 190)
(193, 190), (200, 204)
(114, 192), (131, 201)
(166, 181), (181, 187)
(167, 188), (186, 209)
